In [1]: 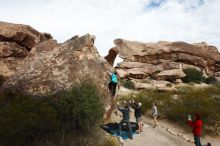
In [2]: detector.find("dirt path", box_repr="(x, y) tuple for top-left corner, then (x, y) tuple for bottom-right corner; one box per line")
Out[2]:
(119, 118), (220, 146)
(110, 108), (220, 146)
(122, 123), (193, 146)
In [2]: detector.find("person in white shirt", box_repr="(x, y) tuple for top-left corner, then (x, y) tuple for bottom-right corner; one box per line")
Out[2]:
(152, 102), (158, 128)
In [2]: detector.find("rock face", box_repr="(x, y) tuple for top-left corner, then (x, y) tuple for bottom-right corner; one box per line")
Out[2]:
(132, 79), (175, 91)
(110, 39), (220, 81)
(105, 47), (118, 66)
(0, 21), (54, 85)
(2, 34), (112, 95)
(2, 34), (114, 122)
(0, 21), (51, 50)
(155, 69), (186, 81)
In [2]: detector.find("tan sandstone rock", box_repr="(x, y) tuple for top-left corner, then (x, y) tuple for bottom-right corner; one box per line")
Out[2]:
(2, 34), (112, 95)
(1, 34), (115, 122)
(0, 21), (51, 50)
(155, 69), (186, 81)
(105, 47), (119, 66)
(0, 21), (53, 85)
(116, 69), (127, 78)
(30, 39), (58, 54)
(0, 42), (28, 58)
(113, 39), (220, 76)
(133, 82), (154, 90)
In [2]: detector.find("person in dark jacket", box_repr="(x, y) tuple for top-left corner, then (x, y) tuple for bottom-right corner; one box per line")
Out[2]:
(117, 102), (133, 139)
(188, 113), (203, 146)
(130, 100), (143, 133)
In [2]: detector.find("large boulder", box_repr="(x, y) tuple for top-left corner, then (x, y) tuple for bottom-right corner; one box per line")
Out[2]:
(131, 79), (176, 91)
(126, 68), (148, 79)
(2, 34), (112, 95)
(0, 42), (28, 58)
(0, 42), (29, 81)
(133, 82), (154, 90)
(114, 39), (220, 75)
(112, 39), (220, 82)
(0, 21), (53, 85)
(105, 47), (119, 66)
(0, 21), (51, 50)
(1, 34), (114, 122)
(155, 69), (186, 81)
(116, 61), (163, 79)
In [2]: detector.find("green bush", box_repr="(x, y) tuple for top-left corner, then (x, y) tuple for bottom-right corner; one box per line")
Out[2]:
(141, 79), (151, 83)
(182, 68), (204, 83)
(149, 70), (161, 80)
(205, 76), (217, 84)
(121, 80), (135, 89)
(119, 89), (172, 115)
(163, 87), (220, 135)
(101, 137), (120, 146)
(166, 83), (173, 87)
(57, 80), (105, 135)
(0, 80), (105, 146)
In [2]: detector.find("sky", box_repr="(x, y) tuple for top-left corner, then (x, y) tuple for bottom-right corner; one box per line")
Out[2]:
(0, 0), (220, 57)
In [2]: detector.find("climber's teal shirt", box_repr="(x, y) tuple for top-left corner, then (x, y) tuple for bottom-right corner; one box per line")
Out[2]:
(111, 73), (118, 83)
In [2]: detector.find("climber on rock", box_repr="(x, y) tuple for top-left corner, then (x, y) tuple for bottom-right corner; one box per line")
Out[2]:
(108, 70), (120, 98)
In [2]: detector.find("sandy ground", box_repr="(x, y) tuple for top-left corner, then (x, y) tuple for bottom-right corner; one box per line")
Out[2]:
(123, 124), (192, 146)
(122, 118), (220, 146)
(110, 112), (220, 146)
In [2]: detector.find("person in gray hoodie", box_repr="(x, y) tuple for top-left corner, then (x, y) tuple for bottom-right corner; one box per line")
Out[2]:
(117, 101), (133, 139)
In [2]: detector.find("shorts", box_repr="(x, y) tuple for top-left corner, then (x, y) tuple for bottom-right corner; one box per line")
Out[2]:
(136, 117), (142, 123)
(153, 114), (157, 118)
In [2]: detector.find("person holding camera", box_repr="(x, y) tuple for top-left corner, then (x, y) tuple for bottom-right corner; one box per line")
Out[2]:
(188, 113), (203, 146)
(130, 100), (143, 133)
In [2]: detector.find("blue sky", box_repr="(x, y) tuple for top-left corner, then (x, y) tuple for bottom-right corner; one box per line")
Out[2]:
(145, 0), (167, 9)
(0, 0), (219, 58)
(145, 0), (207, 9)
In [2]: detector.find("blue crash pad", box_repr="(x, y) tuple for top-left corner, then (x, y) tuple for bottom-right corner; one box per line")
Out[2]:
(102, 122), (138, 139)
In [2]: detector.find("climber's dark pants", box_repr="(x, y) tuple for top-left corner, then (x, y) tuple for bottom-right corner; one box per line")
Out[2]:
(108, 81), (117, 96)
(118, 120), (133, 139)
(194, 135), (202, 146)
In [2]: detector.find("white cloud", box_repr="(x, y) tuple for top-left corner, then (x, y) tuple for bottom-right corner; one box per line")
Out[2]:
(0, 0), (219, 56)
